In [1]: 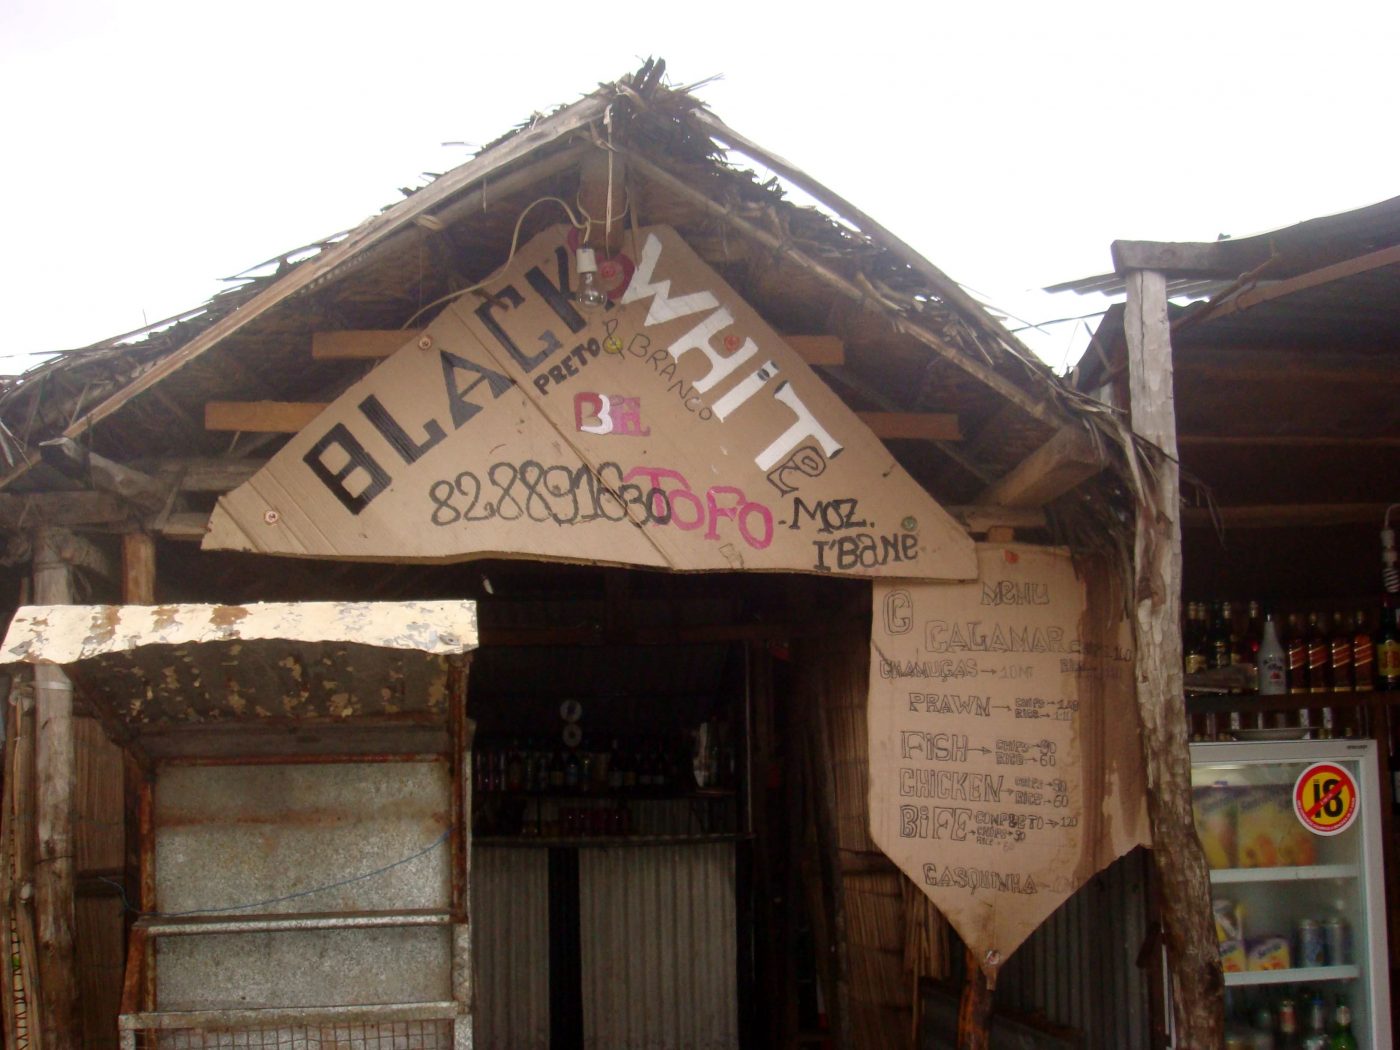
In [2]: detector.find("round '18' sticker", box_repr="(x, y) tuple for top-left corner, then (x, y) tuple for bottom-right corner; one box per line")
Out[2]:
(1293, 762), (1359, 836)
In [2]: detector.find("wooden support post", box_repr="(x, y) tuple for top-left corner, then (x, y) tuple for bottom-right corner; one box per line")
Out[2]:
(448, 655), (474, 1050)
(32, 528), (79, 1049)
(795, 640), (853, 1050)
(956, 947), (993, 1050)
(121, 533), (156, 605)
(1123, 269), (1223, 1048)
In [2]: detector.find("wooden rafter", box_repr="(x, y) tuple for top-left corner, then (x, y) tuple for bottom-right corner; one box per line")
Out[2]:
(203, 398), (959, 442)
(976, 425), (1104, 508)
(618, 148), (1072, 434)
(311, 329), (847, 367)
(1191, 242), (1400, 324)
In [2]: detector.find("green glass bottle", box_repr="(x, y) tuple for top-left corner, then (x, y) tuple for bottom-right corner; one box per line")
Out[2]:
(1328, 1000), (1358, 1050)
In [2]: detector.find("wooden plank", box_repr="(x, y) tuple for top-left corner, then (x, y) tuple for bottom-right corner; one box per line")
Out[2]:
(957, 947), (994, 1050)
(156, 513), (209, 541)
(204, 401), (325, 433)
(855, 411), (960, 442)
(786, 335), (844, 366)
(976, 425), (1104, 507)
(1124, 268), (1223, 1048)
(686, 107), (1038, 365)
(1111, 239), (1234, 276)
(1180, 434), (1400, 448)
(42, 530), (116, 582)
(947, 505), (1047, 533)
(122, 532), (156, 605)
(620, 149), (1072, 433)
(1196, 241), (1400, 322)
(32, 528), (80, 1047)
(311, 330), (419, 360)
(1180, 350), (1400, 387)
(0, 491), (127, 529)
(170, 459), (265, 492)
(1182, 503), (1395, 529)
(38, 438), (166, 511)
(313, 329), (847, 367)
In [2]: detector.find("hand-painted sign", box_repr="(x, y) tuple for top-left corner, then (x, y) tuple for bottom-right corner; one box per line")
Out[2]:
(868, 546), (1150, 980)
(204, 225), (975, 579)
(1293, 762), (1359, 836)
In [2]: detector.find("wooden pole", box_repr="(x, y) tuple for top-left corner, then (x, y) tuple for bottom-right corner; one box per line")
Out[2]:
(32, 528), (79, 1048)
(120, 533), (156, 605)
(956, 948), (992, 1050)
(1123, 269), (1223, 1048)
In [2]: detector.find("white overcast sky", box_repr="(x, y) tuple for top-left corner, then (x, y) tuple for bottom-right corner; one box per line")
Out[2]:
(2, 0), (1396, 376)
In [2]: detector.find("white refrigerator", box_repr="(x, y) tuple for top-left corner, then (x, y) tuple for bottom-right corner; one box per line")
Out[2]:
(1191, 738), (1392, 1048)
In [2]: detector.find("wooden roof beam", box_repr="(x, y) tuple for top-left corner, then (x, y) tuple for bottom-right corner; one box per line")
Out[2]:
(1179, 434), (1400, 448)
(38, 437), (166, 510)
(618, 148), (1072, 434)
(1179, 350), (1400, 386)
(312, 329), (847, 367)
(1190, 241), (1400, 324)
(975, 425), (1105, 508)
(203, 397), (958, 442)
(1181, 503), (1395, 529)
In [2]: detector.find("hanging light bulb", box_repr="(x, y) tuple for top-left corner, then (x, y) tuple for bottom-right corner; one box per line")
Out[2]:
(575, 246), (607, 311)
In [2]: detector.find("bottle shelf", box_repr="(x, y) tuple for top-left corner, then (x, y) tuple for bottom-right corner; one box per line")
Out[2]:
(1223, 964), (1360, 987)
(1209, 863), (1360, 884)
(476, 832), (749, 848)
(476, 787), (737, 800)
(1186, 690), (1387, 715)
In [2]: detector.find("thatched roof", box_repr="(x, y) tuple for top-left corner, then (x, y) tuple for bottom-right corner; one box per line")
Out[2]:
(0, 60), (1137, 540)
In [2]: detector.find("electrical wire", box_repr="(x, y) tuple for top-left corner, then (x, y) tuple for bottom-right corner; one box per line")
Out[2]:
(402, 195), (592, 329)
(98, 829), (449, 917)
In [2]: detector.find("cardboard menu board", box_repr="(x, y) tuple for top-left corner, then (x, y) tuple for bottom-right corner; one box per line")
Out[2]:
(868, 545), (1150, 980)
(205, 224), (975, 582)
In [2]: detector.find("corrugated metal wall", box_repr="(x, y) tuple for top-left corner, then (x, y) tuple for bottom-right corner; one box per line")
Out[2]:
(578, 842), (738, 1050)
(153, 761), (452, 1011)
(993, 848), (1153, 1048)
(473, 847), (551, 1050)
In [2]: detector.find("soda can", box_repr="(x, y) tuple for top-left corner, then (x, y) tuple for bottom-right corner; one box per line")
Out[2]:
(1323, 915), (1350, 965)
(1296, 918), (1325, 967)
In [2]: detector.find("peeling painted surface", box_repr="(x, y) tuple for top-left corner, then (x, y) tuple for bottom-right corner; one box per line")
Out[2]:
(1, 601), (478, 666)
(0, 601), (475, 728)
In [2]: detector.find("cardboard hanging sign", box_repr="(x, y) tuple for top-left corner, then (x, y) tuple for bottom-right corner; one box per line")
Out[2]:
(868, 545), (1149, 980)
(205, 224), (976, 579)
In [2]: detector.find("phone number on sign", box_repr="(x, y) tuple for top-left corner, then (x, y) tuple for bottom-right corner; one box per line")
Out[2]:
(426, 460), (774, 550)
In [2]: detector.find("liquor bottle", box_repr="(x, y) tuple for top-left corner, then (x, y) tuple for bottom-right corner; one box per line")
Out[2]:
(1328, 1000), (1358, 1050)
(1185, 602), (1209, 675)
(1306, 613), (1330, 694)
(564, 749), (581, 791)
(1239, 601), (1264, 681)
(1286, 614), (1307, 690)
(1258, 613), (1287, 714)
(1379, 594), (1400, 691)
(1302, 994), (1329, 1050)
(1210, 601), (1235, 670)
(1330, 612), (1354, 692)
(1353, 611), (1375, 693)
(1277, 996), (1301, 1050)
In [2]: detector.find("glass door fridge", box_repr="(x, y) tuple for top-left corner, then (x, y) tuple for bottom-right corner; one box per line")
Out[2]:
(1191, 739), (1392, 1048)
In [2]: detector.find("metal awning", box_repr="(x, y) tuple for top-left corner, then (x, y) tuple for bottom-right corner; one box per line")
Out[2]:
(0, 601), (477, 757)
